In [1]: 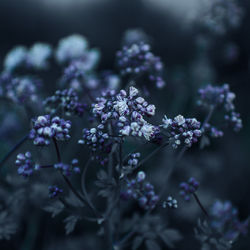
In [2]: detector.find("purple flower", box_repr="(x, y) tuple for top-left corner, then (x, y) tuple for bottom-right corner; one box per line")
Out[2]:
(162, 115), (202, 148)
(54, 159), (80, 176)
(15, 152), (38, 177)
(116, 42), (165, 88)
(179, 177), (200, 201)
(29, 115), (71, 146)
(43, 88), (86, 116)
(121, 171), (159, 210)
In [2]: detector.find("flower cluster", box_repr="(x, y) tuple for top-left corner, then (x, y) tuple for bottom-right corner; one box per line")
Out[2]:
(199, 0), (244, 35)
(121, 171), (159, 210)
(198, 84), (235, 111)
(29, 115), (71, 146)
(198, 84), (242, 135)
(203, 124), (224, 138)
(0, 73), (40, 104)
(92, 87), (158, 141)
(162, 115), (202, 148)
(15, 152), (38, 177)
(55, 34), (100, 69)
(116, 42), (165, 88)
(78, 125), (112, 165)
(43, 88), (86, 116)
(179, 177), (199, 201)
(4, 43), (52, 72)
(209, 200), (249, 241)
(162, 196), (178, 209)
(48, 185), (63, 199)
(54, 159), (80, 176)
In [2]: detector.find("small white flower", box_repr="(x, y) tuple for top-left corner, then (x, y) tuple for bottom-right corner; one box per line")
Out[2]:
(129, 86), (139, 98)
(114, 97), (129, 115)
(174, 115), (185, 126)
(120, 125), (131, 136)
(146, 104), (156, 116)
(141, 123), (155, 141)
(162, 115), (172, 129)
(135, 97), (145, 104)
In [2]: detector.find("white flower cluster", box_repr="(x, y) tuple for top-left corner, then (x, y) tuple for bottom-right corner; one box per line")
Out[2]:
(92, 86), (157, 141)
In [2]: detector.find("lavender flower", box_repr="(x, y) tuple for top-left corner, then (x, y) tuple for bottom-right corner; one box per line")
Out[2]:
(116, 42), (165, 88)
(162, 115), (202, 148)
(48, 185), (63, 198)
(54, 159), (80, 176)
(121, 171), (159, 210)
(43, 88), (86, 116)
(224, 112), (242, 132)
(179, 177), (200, 201)
(209, 200), (249, 241)
(15, 152), (38, 177)
(29, 115), (71, 146)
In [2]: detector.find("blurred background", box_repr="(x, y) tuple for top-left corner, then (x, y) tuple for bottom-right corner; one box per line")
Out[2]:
(0, 0), (249, 249)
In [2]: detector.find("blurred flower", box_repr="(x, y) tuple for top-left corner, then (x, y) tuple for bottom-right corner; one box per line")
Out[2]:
(48, 186), (63, 199)
(179, 177), (199, 201)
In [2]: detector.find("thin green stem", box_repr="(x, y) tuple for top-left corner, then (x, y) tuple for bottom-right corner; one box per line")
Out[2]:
(192, 192), (209, 217)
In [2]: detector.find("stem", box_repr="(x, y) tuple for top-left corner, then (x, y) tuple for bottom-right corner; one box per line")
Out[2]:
(135, 141), (169, 170)
(0, 134), (28, 168)
(192, 192), (209, 217)
(201, 106), (215, 130)
(52, 139), (97, 216)
(81, 158), (100, 217)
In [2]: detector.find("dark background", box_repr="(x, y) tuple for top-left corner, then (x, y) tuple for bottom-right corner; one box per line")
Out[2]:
(0, 0), (249, 249)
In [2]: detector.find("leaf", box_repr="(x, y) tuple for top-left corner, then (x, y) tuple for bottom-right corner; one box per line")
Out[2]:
(132, 236), (144, 250)
(43, 201), (64, 218)
(159, 229), (182, 248)
(0, 211), (17, 240)
(145, 239), (161, 250)
(64, 215), (79, 235)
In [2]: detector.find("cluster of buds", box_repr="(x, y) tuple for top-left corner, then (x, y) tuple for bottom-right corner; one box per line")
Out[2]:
(54, 159), (80, 176)
(179, 177), (200, 201)
(122, 28), (150, 46)
(43, 88), (86, 116)
(0, 73), (40, 104)
(209, 200), (249, 241)
(92, 87), (158, 141)
(203, 124), (224, 138)
(120, 152), (141, 178)
(48, 185), (63, 199)
(15, 152), (38, 177)
(198, 84), (235, 111)
(162, 196), (178, 209)
(162, 115), (202, 148)
(78, 125), (112, 165)
(121, 171), (159, 210)
(4, 43), (52, 72)
(198, 84), (242, 136)
(29, 115), (71, 146)
(116, 42), (165, 88)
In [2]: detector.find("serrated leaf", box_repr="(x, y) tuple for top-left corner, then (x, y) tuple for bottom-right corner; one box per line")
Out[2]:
(132, 236), (144, 250)
(43, 201), (64, 218)
(145, 239), (161, 250)
(64, 215), (79, 235)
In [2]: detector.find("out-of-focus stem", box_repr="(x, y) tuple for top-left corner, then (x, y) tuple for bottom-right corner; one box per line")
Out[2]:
(192, 192), (209, 217)
(0, 134), (28, 168)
